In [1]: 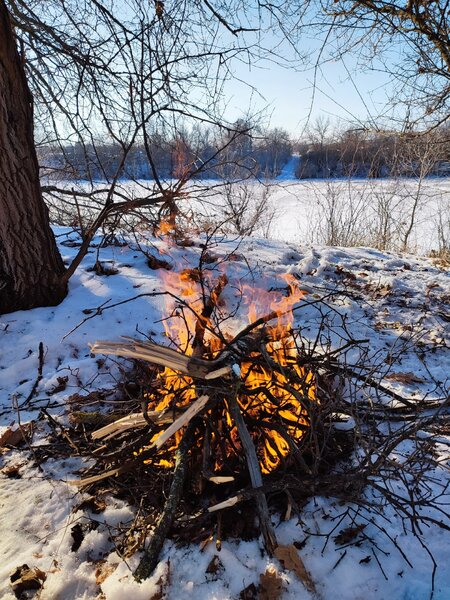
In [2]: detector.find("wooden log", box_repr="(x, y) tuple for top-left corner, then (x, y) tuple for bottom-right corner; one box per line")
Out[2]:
(226, 393), (278, 555)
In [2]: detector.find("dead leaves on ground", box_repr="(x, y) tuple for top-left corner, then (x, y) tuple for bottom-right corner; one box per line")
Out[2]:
(95, 561), (119, 586)
(48, 375), (68, 395)
(10, 564), (46, 598)
(73, 495), (107, 514)
(251, 544), (317, 600)
(0, 462), (26, 478)
(0, 422), (33, 452)
(274, 544), (316, 594)
(385, 371), (425, 384)
(334, 524), (366, 546)
(205, 554), (225, 581)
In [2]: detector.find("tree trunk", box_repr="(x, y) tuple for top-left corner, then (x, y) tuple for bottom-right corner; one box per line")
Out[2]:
(0, 1), (67, 314)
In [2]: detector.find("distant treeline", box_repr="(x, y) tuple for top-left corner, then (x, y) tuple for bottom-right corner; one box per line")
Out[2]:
(38, 123), (450, 182)
(38, 123), (292, 182)
(295, 127), (450, 179)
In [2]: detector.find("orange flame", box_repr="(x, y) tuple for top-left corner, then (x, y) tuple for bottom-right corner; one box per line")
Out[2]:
(146, 269), (315, 473)
(155, 219), (176, 237)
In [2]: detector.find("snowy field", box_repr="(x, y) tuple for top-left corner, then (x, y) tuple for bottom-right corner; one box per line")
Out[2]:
(191, 177), (450, 254)
(271, 178), (450, 252)
(45, 176), (450, 256)
(0, 222), (449, 599)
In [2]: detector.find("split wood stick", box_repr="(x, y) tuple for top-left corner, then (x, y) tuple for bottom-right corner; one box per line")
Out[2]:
(89, 339), (232, 379)
(134, 420), (197, 582)
(68, 465), (129, 486)
(204, 365), (232, 380)
(208, 494), (242, 512)
(226, 393), (278, 555)
(90, 340), (193, 374)
(151, 395), (209, 450)
(208, 475), (235, 484)
(92, 411), (169, 441)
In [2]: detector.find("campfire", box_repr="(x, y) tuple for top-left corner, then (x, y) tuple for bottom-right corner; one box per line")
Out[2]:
(87, 266), (324, 581)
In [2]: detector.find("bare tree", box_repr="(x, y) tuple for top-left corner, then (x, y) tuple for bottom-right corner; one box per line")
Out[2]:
(0, 0), (66, 313)
(304, 1), (450, 126)
(307, 179), (370, 247)
(395, 133), (442, 250)
(0, 0), (303, 314)
(214, 180), (276, 237)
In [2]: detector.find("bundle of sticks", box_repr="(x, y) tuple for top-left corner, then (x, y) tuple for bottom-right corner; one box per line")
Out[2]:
(77, 275), (317, 581)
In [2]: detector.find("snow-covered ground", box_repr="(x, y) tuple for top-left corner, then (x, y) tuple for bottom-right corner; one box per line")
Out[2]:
(276, 155), (300, 180)
(0, 227), (449, 599)
(201, 177), (450, 254)
(46, 177), (450, 255)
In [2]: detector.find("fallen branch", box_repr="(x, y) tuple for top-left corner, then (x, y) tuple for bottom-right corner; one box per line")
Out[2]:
(226, 391), (278, 555)
(41, 408), (80, 454)
(134, 420), (197, 581)
(89, 338), (232, 380)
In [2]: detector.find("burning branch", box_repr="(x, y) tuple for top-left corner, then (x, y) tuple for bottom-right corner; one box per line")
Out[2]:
(192, 273), (228, 357)
(150, 395), (209, 450)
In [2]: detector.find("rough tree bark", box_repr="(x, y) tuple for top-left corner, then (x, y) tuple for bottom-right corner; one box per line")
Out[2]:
(0, 0), (66, 314)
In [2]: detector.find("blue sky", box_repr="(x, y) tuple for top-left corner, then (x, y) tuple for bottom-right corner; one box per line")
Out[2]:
(212, 11), (405, 139)
(223, 55), (396, 138)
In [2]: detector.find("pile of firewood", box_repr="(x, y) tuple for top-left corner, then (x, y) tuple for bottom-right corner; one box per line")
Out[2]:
(76, 275), (340, 582)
